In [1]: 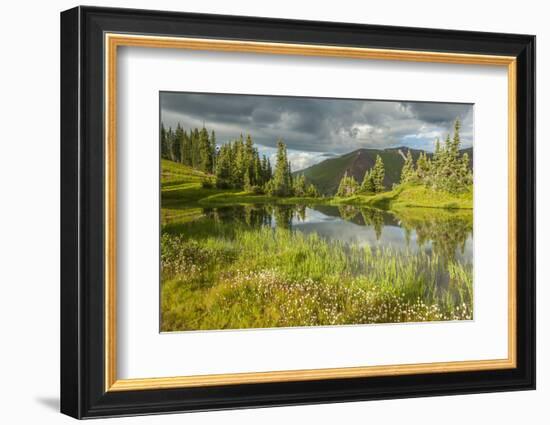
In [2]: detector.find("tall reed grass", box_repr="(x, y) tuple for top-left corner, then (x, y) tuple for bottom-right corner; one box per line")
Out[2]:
(161, 224), (472, 331)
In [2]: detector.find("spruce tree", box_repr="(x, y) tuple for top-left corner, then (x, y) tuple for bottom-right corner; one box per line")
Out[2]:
(451, 119), (461, 158)
(337, 172), (359, 197)
(181, 131), (192, 166)
(431, 138), (442, 185)
(268, 140), (292, 196)
(160, 123), (168, 159)
(416, 152), (430, 181)
(233, 135), (246, 188)
(266, 157), (273, 182)
(173, 124), (183, 163)
(460, 152), (473, 186)
(293, 174), (307, 197)
(400, 150), (415, 184)
(244, 135), (255, 184)
(252, 152), (262, 186)
(337, 172), (348, 197)
(371, 155), (385, 193)
(361, 170), (374, 192)
(261, 155), (271, 183)
(215, 145), (231, 188)
(434, 138), (441, 158)
(198, 127), (212, 173)
(289, 160), (294, 188)
(244, 168), (252, 192)
(306, 183), (320, 198)
(210, 130), (217, 171)
(419, 119), (471, 194)
(442, 134), (453, 182)
(191, 128), (200, 168)
(168, 127), (176, 162)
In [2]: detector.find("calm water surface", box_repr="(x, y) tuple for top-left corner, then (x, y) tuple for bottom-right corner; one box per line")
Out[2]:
(179, 203), (473, 265)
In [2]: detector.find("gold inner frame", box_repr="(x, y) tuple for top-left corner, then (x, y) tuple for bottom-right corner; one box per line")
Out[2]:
(104, 33), (517, 392)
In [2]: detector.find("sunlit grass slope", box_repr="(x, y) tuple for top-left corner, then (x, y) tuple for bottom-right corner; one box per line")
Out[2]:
(334, 184), (473, 210)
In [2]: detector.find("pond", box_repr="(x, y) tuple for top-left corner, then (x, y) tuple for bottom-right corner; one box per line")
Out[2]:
(160, 202), (474, 330)
(164, 203), (473, 266)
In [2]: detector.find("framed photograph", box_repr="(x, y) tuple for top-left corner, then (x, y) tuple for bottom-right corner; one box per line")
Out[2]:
(60, 6), (535, 419)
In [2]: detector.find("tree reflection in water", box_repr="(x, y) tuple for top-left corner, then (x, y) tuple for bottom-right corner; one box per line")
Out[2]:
(200, 203), (472, 264)
(394, 209), (473, 263)
(334, 205), (472, 263)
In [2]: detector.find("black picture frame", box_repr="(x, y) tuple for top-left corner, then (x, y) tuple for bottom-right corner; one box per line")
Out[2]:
(61, 5), (535, 419)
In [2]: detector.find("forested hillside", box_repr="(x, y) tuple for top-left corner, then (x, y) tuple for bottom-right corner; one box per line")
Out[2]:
(296, 146), (473, 195)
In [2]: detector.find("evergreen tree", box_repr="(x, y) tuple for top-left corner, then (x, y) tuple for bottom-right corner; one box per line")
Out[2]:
(181, 131), (192, 166)
(191, 128), (200, 168)
(293, 174), (307, 197)
(432, 138), (441, 172)
(371, 155), (385, 193)
(287, 160), (293, 188)
(337, 171), (359, 197)
(361, 170), (375, 192)
(306, 183), (320, 198)
(416, 152), (430, 181)
(209, 134), (278, 193)
(260, 155), (270, 182)
(215, 145), (232, 188)
(400, 150), (415, 184)
(252, 152), (262, 186)
(268, 140), (292, 196)
(198, 127), (212, 173)
(167, 127), (176, 161)
(210, 130), (217, 171)
(434, 138), (441, 158)
(244, 168), (252, 192)
(441, 120), (463, 193)
(451, 119), (461, 158)
(460, 152), (473, 186)
(233, 135), (246, 188)
(160, 123), (169, 160)
(244, 135), (255, 184)
(266, 157), (273, 181)
(173, 124), (183, 163)
(439, 135), (454, 188)
(414, 119), (472, 194)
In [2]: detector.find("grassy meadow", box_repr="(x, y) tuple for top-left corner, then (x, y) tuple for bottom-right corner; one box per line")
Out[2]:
(333, 183), (473, 210)
(160, 159), (473, 331)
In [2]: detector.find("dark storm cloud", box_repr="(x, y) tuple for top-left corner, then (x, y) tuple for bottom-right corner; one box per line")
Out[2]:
(160, 92), (473, 170)
(404, 103), (471, 125)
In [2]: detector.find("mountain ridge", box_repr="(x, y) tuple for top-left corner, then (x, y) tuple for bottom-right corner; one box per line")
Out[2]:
(294, 146), (473, 195)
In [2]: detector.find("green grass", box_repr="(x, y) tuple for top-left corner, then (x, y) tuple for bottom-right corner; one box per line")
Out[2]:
(332, 184), (473, 210)
(162, 182), (228, 204)
(390, 184), (473, 209)
(198, 192), (328, 207)
(160, 160), (231, 208)
(161, 159), (209, 188)
(160, 224), (473, 331)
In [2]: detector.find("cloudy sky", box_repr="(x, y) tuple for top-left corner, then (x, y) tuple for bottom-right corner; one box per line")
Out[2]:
(160, 92), (473, 171)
